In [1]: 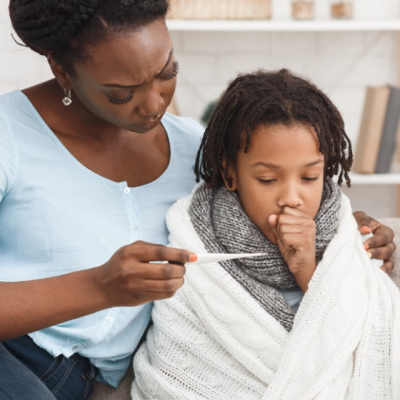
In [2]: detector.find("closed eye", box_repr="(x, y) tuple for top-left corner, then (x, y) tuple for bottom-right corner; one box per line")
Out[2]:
(258, 178), (276, 184)
(160, 61), (179, 81)
(108, 91), (134, 105)
(302, 177), (318, 181)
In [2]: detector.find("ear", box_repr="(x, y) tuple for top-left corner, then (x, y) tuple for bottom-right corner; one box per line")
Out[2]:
(221, 158), (237, 191)
(47, 56), (72, 91)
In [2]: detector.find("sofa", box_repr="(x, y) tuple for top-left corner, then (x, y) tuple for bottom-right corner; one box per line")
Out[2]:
(88, 217), (400, 400)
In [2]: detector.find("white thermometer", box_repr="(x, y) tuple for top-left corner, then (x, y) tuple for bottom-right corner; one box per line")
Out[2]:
(190, 252), (268, 265)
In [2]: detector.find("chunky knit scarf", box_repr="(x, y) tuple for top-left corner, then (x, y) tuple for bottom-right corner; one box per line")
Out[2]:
(189, 179), (341, 331)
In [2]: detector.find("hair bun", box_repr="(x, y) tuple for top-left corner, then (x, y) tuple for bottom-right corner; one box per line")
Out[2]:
(9, 0), (100, 55)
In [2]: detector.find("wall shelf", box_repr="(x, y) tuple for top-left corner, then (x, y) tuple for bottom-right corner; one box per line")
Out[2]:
(166, 19), (400, 32)
(349, 173), (400, 185)
(167, 15), (400, 215)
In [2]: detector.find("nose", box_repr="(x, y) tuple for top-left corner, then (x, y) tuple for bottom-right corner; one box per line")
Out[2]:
(137, 84), (164, 118)
(277, 183), (303, 208)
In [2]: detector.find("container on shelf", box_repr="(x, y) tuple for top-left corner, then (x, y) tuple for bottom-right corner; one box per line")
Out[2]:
(291, 0), (315, 20)
(331, 0), (353, 19)
(167, 0), (271, 20)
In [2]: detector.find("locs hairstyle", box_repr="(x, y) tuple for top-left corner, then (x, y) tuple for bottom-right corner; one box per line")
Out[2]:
(194, 68), (353, 189)
(9, 0), (169, 75)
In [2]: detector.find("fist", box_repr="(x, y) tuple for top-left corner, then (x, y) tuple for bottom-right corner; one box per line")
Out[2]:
(268, 207), (316, 291)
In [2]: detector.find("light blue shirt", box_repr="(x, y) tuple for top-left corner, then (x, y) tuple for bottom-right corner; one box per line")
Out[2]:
(0, 91), (204, 387)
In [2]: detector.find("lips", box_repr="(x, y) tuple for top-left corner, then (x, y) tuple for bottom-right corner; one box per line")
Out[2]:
(141, 113), (164, 130)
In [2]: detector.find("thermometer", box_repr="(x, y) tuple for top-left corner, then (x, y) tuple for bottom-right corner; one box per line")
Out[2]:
(190, 252), (268, 265)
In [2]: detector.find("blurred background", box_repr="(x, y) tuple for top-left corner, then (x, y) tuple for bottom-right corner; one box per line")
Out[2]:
(1, 0), (400, 216)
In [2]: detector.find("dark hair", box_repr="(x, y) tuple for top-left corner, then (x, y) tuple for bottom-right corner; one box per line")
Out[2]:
(195, 68), (353, 188)
(9, 0), (169, 75)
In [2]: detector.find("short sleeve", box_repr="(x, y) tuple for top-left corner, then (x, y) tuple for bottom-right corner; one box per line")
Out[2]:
(0, 110), (18, 202)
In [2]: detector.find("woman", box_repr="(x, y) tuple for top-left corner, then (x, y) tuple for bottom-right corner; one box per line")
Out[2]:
(0, 1), (395, 400)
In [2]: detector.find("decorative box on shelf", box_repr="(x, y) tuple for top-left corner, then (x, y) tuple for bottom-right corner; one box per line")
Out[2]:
(167, 0), (271, 20)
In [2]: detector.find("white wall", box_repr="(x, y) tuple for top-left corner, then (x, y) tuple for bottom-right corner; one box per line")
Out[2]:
(0, 1), (399, 217)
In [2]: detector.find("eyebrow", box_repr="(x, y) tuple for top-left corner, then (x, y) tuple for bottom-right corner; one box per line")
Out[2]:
(100, 49), (173, 89)
(251, 159), (324, 169)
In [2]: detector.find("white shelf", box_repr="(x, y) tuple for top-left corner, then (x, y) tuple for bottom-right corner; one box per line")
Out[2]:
(349, 173), (400, 185)
(167, 19), (400, 32)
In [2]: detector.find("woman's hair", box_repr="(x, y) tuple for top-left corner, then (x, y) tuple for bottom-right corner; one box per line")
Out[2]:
(195, 68), (353, 188)
(9, 0), (169, 75)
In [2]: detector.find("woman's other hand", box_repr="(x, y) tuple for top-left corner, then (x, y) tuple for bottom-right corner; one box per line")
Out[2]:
(98, 241), (197, 307)
(353, 211), (396, 274)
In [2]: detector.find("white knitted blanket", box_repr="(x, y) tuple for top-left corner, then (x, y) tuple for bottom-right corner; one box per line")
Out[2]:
(132, 190), (400, 400)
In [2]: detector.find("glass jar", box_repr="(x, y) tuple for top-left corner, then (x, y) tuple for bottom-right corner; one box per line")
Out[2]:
(291, 0), (315, 20)
(331, 0), (353, 19)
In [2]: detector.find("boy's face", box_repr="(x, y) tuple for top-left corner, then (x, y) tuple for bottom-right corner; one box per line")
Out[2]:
(224, 123), (325, 244)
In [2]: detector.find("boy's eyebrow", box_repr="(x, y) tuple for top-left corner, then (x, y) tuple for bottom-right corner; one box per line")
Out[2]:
(100, 49), (173, 89)
(251, 162), (280, 169)
(303, 159), (324, 168)
(251, 159), (324, 169)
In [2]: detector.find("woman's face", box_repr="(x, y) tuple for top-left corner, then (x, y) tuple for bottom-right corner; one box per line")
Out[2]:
(67, 19), (176, 133)
(225, 123), (325, 244)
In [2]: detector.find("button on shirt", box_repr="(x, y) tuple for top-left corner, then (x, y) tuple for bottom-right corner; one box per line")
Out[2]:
(0, 91), (204, 387)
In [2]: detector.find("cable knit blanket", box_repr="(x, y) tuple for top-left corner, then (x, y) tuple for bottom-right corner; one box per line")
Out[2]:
(132, 187), (400, 400)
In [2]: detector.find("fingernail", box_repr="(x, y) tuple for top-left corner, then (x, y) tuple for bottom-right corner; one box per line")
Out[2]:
(361, 226), (371, 234)
(189, 254), (197, 262)
(364, 244), (369, 250)
(367, 252), (372, 258)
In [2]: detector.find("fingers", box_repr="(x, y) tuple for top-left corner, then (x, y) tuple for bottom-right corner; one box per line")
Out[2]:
(353, 211), (372, 234)
(101, 241), (195, 304)
(268, 214), (278, 229)
(143, 277), (185, 293)
(364, 224), (396, 257)
(380, 258), (394, 274)
(371, 223), (395, 242)
(140, 262), (186, 280)
(278, 233), (312, 252)
(366, 241), (397, 261)
(111, 261), (186, 304)
(124, 241), (196, 264)
(359, 219), (396, 264)
(275, 213), (315, 235)
(270, 212), (315, 252)
(125, 278), (186, 305)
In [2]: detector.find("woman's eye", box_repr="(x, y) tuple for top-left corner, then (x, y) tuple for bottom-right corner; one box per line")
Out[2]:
(108, 91), (134, 105)
(160, 61), (179, 81)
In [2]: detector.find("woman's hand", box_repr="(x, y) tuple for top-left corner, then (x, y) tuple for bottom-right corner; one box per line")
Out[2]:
(268, 207), (316, 292)
(97, 241), (197, 307)
(353, 211), (396, 274)
(0, 241), (196, 342)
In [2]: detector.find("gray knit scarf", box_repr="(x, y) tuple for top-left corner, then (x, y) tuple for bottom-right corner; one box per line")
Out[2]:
(189, 179), (341, 331)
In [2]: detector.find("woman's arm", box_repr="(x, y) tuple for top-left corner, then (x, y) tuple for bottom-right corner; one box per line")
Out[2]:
(0, 241), (195, 341)
(353, 211), (396, 273)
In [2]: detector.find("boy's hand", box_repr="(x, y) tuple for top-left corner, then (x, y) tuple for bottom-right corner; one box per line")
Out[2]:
(268, 207), (316, 292)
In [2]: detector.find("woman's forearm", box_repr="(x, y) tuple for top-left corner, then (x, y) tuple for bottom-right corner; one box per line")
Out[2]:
(0, 242), (194, 341)
(0, 267), (108, 341)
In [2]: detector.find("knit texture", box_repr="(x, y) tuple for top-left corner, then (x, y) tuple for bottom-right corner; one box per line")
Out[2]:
(189, 180), (340, 331)
(132, 185), (400, 400)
